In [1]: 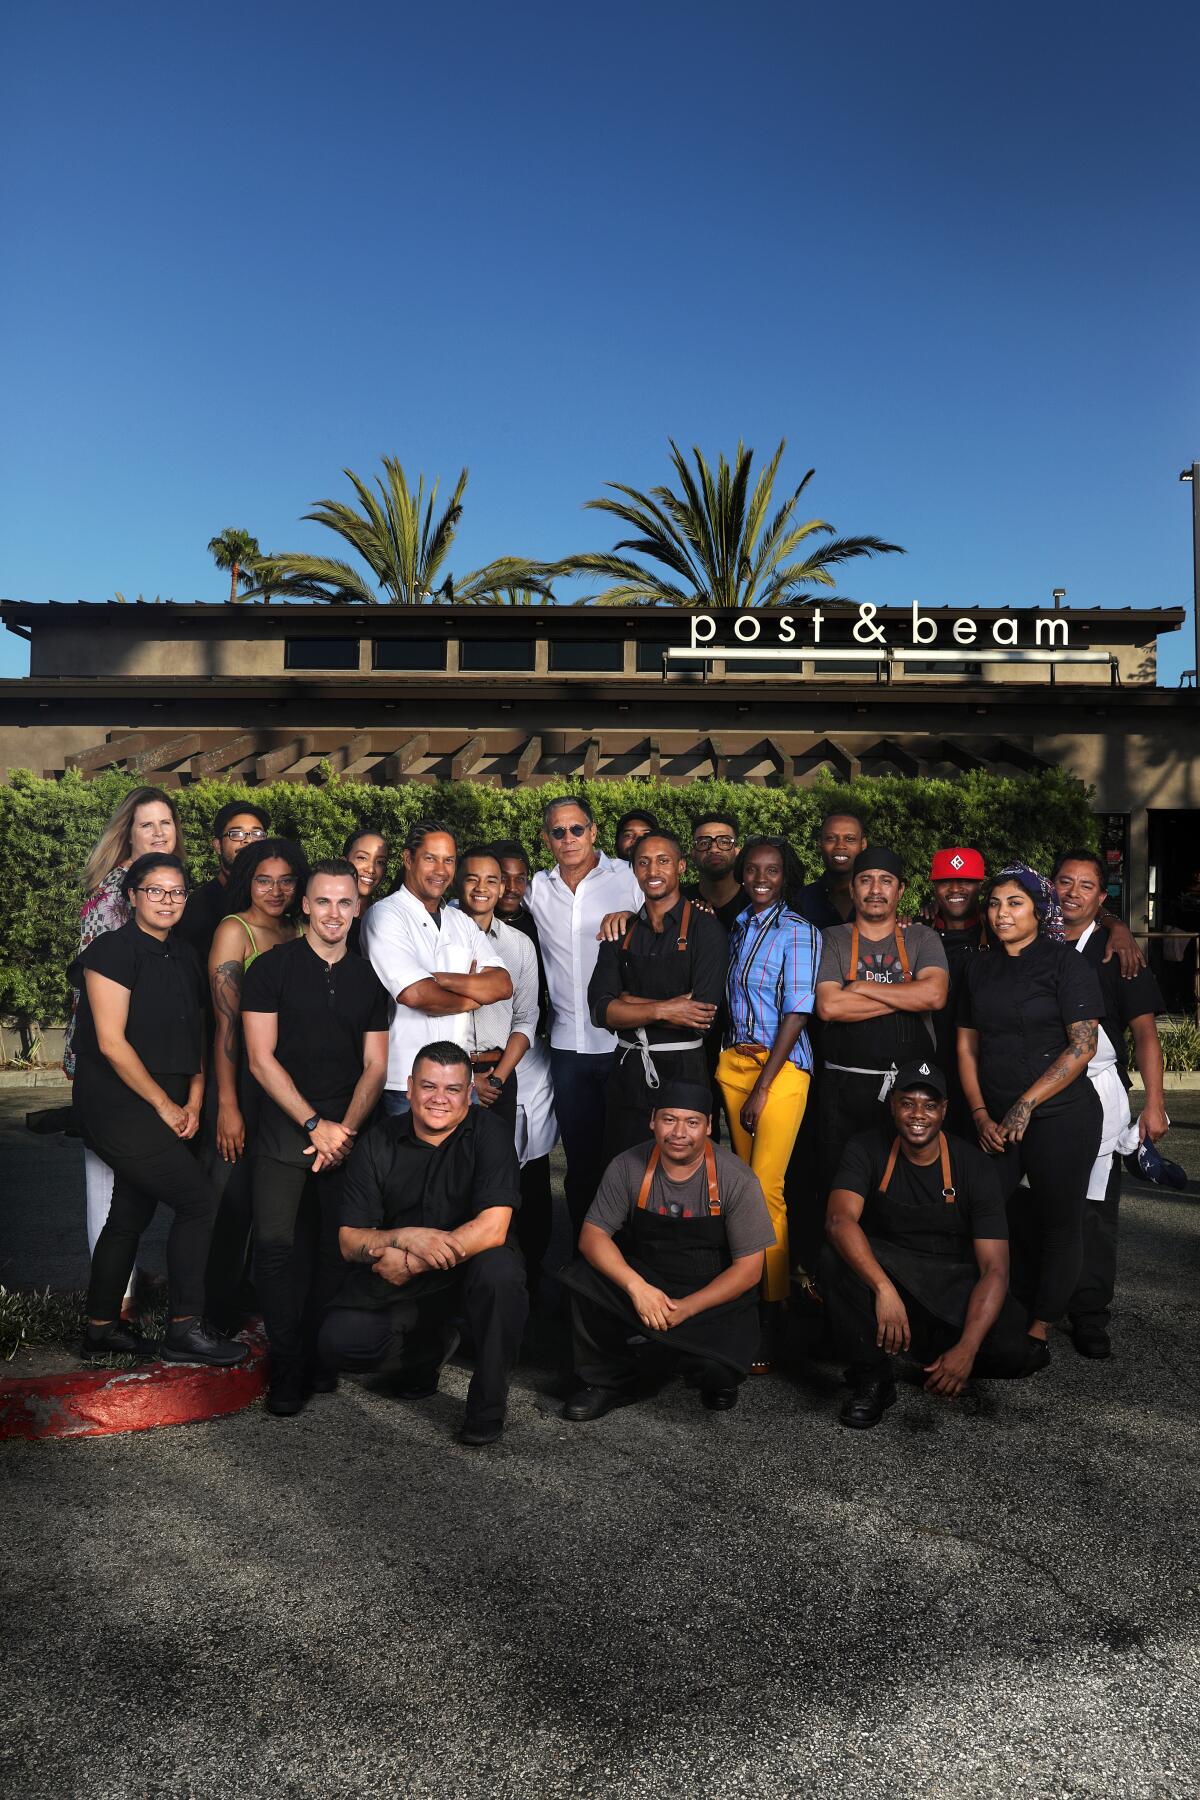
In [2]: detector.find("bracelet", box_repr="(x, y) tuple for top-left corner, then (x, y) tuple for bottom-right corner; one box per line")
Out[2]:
(971, 1106), (988, 1116)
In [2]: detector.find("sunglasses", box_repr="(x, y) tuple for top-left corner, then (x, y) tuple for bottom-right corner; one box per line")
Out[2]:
(549, 823), (589, 840)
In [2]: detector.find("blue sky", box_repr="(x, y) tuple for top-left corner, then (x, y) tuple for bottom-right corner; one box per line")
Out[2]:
(2, 1), (1198, 681)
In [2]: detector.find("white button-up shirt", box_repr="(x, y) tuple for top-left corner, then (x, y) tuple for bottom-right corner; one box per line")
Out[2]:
(462, 916), (540, 1058)
(361, 884), (506, 1090)
(526, 853), (642, 1054)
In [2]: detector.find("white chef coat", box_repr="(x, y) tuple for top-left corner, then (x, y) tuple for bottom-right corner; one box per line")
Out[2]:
(1075, 921), (1139, 1200)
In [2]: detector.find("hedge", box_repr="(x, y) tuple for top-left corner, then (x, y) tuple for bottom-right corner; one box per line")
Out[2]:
(0, 765), (1097, 1031)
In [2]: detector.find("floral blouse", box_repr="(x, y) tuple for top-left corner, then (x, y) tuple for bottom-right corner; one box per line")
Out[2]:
(63, 866), (130, 1077)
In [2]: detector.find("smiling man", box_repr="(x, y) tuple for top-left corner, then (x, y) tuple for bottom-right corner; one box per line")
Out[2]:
(317, 1041), (527, 1446)
(794, 810), (869, 928)
(560, 1082), (774, 1420)
(822, 1060), (1038, 1429)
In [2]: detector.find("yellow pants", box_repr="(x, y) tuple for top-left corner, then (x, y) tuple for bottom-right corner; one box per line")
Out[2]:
(716, 1049), (811, 1304)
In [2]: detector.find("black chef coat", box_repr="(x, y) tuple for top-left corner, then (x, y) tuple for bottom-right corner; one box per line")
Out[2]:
(958, 935), (1102, 1116)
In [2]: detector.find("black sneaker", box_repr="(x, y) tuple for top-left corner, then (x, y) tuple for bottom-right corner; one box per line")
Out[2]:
(160, 1319), (249, 1367)
(80, 1321), (156, 1360)
(838, 1378), (898, 1430)
(701, 1385), (739, 1412)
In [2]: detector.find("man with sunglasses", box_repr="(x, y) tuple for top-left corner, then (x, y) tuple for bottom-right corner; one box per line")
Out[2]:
(177, 799), (272, 961)
(526, 796), (641, 1233)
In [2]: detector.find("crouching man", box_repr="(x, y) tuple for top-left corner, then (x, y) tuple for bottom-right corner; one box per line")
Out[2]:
(317, 1041), (528, 1446)
(821, 1059), (1041, 1431)
(559, 1081), (775, 1420)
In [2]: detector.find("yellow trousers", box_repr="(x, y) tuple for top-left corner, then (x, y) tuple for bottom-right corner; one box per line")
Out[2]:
(716, 1049), (811, 1304)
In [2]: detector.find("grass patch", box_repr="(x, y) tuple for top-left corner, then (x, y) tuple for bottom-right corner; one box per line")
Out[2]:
(0, 1285), (166, 1368)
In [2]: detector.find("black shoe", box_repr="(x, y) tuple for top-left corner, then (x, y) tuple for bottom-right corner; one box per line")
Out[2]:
(1024, 1335), (1051, 1373)
(307, 1369), (339, 1394)
(563, 1384), (621, 1422)
(160, 1319), (249, 1367)
(81, 1320), (156, 1360)
(459, 1416), (504, 1446)
(266, 1383), (306, 1417)
(838, 1378), (897, 1430)
(1072, 1325), (1111, 1360)
(381, 1365), (441, 1399)
(701, 1385), (738, 1412)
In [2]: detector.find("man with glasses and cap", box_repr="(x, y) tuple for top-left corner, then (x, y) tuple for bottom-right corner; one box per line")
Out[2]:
(814, 847), (949, 1193)
(822, 1059), (1037, 1429)
(559, 1080), (775, 1420)
(176, 799), (272, 961)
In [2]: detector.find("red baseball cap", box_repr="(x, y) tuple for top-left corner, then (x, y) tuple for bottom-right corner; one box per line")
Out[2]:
(931, 847), (985, 882)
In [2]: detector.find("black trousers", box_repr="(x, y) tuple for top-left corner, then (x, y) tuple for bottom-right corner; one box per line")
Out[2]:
(87, 1126), (218, 1320)
(818, 1069), (892, 1195)
(549, 1048), (615, 1236)
(251, 1157), (346, 1370)
(992, 1086), (1102, 1324)
(1068, 1156), (1122, 1331)
(515, 1154), (553, 1293)
(199, 1073), (256, 1330)
(571, 1293), (740, 1393)
(820, 1246), (1032, 1385)
(317, 1246), (529, 1426)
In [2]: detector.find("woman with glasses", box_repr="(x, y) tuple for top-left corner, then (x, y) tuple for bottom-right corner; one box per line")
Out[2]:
(65, 785), (183, 1317)
(71, 854), (247, 1365)
(204, 838), (308, 1325)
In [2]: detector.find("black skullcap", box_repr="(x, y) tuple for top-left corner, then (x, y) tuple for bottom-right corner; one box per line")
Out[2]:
(852, 845), (905, 881)
(653, 1081), (713, 1116)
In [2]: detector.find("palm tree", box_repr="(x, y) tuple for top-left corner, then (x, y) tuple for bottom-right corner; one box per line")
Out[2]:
(553, 439), (904, 607)
(242, 457), (549, 605)
(207, 528), (262, 603)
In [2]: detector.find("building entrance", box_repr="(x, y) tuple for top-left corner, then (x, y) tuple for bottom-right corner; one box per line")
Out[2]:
(1147, 810), (1200, 1016)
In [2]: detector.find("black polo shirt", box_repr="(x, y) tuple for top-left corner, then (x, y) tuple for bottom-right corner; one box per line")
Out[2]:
(958, 935), (1103, 1116)
(68, 918), (204, 1075)
(175, 875), (229, 962)
(588, 895), (728, 1045)
(242, 937), (390, 1135)
(834, 1129), (1009, 1252)
(336, 1109), (522, 1309)
(1075, 923), (1164, 1087)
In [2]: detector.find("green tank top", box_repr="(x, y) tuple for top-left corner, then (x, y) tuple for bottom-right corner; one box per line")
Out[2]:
(220, 914), (261, 968)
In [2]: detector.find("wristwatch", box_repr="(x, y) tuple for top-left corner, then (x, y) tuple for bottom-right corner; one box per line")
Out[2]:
(302, 1113), (321, 1133)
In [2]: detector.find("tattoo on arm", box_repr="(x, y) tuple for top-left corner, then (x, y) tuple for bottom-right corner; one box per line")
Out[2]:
(211, 961), (244, 1067)
(1042, 1019), (1098, 1090)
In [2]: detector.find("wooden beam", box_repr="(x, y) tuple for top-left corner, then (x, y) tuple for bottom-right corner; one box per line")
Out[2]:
(191, 734), (260, 778)
(65, 734), (148, 773)
(451, 735), (485, 781)
(646, 737), (661, 781)
(582, 737), (601, 779)
(375, 734), (429, 783)
(707, 736), (729, 780)
(127, 733), (204, 776)
(763, 737), (794, 785)
(325, 732), (373, 775)
(254, 736), (314, 781)
(516, 736), (542, 782)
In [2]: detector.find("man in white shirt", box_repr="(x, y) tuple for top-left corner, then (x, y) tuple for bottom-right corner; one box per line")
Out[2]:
(525, 796), (641, 1232)
(361, 822), (511, 1117)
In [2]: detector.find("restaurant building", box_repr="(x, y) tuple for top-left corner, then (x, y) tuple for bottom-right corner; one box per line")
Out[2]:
(1, 597), (1197, 946)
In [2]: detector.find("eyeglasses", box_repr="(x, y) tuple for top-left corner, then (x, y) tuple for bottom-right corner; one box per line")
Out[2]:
(252, 874), (298, 891)
(137, 885), (187, 902)
(224, 827), (267, 843)
(693, 835), (736, 850)
(549, 823), (588, 840)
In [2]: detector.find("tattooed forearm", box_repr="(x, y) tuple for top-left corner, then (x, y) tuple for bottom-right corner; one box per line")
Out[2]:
(1041, 1018), (1098, 1091)
(211, 961), (244, 1067)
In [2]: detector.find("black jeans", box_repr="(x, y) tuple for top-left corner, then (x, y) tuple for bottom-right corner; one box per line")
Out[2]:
(515, 1155), (553, 1293)
(317, 1245), (529, 1426)
(199, 1070), (257, 1329)
(571, 1293), (738, 1394)
(549, 1048), (615, 1237)
(252, 1158), (346, 1370)
(820, 1246), (1032, 1385)
(87, 1130), (218, 1320)
(993, 1086), (1102, 1323)
(1068, 1156), (1122, 1331)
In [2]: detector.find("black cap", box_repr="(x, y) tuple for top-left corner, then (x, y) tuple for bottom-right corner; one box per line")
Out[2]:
(892, 1059), (947, 1099)
(653, 1081), (713, 1116)
(853, 845), (904, 881)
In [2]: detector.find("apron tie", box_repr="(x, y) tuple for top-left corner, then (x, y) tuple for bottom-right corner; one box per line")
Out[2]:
(617, 1029), (704, 1090)
(825, 1059), (901, 1102)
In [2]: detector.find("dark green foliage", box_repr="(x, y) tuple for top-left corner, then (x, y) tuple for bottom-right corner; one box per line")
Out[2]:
(0, 766), (1096, 1032)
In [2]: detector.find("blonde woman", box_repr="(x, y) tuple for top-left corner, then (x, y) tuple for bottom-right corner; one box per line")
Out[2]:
(65, 787), (183, 1314)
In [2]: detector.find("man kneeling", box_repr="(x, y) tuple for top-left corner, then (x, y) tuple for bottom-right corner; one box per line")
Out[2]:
(560, 1082), (774, 1420)
(822, 1059), (1041, 1430)
(317, 1041), (528, 1446)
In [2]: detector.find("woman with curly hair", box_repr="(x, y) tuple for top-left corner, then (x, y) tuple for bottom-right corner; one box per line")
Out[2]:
(957, 862), (1103, 1353)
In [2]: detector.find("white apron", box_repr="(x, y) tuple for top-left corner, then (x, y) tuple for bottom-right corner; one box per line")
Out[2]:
(514, 1034), (559, 1167)
(1076, 923), (1139, 1201)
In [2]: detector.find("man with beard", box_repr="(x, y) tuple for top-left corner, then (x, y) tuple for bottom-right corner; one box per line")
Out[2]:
(176, 800), (271, 961)
(614, 809), (661, 863)
(822, 1060), (1037, 1429)
(794, 811), (869, 928)
(815, 848), (948, 1192)
(682, 811), (743, 1136)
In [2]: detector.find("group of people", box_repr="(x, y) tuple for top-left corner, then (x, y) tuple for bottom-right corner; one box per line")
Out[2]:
(63, 784), (1176, 1442)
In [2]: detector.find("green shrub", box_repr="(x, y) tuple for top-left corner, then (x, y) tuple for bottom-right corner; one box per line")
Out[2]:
(0, 765), (1096, 1033)
(1159, 1020), (1200, 1075)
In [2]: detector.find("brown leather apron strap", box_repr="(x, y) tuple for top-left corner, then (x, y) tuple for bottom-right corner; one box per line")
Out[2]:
(634, 1141), (721, 1217)
(849, 922), (911, 980)
(677, 900), (691, 953)
(879, 1136), (902, 1194)
(635, 1145), (661, 1210)
(939, 1131), (956, 1202)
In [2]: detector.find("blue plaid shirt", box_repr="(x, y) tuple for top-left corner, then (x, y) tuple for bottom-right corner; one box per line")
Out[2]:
(724, 902), (822, 1071)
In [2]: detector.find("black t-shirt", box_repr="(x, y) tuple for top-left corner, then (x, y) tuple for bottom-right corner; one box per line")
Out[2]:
(933, 926), (986, 1079)
(681, 884), (746, 935)
(337, 1109), (522, 1309)
(242, 937), (391, 1121)
(175, 876), (229, 962)
(793, 877), (850, 930)
(833, 1129), (1009, 1251)
(68, 918), (204, 1076)
(958, 935), (1103, 1115)
(1076, 924), (1164, 1086)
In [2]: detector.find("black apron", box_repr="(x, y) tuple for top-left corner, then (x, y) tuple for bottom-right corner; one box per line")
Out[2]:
(559, 1143), (760, 1377)
(862, 1134), (981, 1326)
(822, 923), (928, 1077)
(611, 902), (710, 1109)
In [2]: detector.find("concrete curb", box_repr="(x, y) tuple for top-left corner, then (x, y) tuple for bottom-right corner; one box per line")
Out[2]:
(0, 1324), (269, 1442)
(0, 1070), (71, 1089)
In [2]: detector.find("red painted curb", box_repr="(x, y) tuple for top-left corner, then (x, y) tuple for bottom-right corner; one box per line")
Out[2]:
(0, 1324), (270, 1442)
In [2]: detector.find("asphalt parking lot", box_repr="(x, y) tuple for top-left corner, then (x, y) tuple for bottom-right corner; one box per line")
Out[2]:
(3, 1087), (1199, 1798)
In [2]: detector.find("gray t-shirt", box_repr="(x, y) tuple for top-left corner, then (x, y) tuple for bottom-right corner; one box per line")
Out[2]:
(815, 921), (948, 1048)
(585, 1141), (776, 1260)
